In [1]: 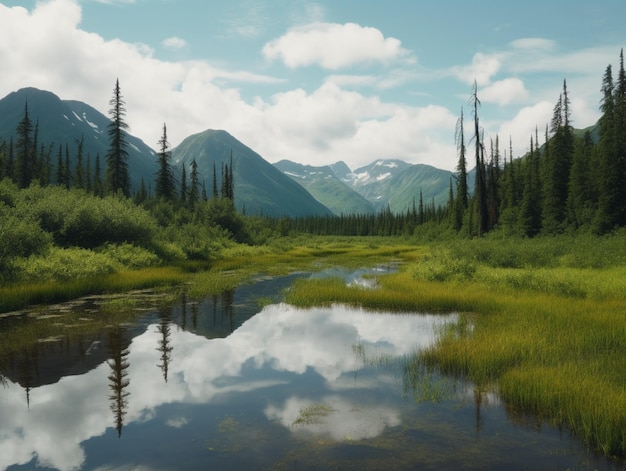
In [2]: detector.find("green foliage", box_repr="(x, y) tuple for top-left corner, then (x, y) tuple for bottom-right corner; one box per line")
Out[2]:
(13, 185), (156, 248)
(14, 247), (119, 282)
(0, 210), (52, 277)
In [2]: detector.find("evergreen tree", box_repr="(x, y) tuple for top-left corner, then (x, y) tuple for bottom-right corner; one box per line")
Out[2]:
(64, 144), (71, 189)
(15, 100), (34, 188)
(180, 164), (187, 203)
(85, 153), (93, 194)
(55, 144), (64, 186)
(567, 131), (594, 228)
(5, 137), (14, 181)
(594, 63), (620, 233)
(453, 107), (468, 231)
(74, 136), (85, 190)
(188, 159), (200, 207)
(212, 162), (218, 198)
(94, 153), (103, 197)
(470, 81), (488, 236)
(105, 79), (130, 196)
(518, 135), (542, 236)
(155, 123), (176, 200)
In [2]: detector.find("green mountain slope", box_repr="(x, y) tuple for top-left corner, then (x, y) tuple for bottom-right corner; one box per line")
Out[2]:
(274, 160), (375, 215)
(387, 164), (454, 212)
(0, 87), (157, 189)
(171, 130), (332, 217)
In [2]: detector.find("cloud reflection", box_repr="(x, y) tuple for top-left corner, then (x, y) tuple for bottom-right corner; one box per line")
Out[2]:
(0, 303), (454, 470)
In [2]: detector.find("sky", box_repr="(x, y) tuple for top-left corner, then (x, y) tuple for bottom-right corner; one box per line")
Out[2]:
(0, 0), (624, 171)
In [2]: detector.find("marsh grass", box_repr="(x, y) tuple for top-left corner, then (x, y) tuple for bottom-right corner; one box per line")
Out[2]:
(0, 266), (187, 313)
(284, 234), (626, 459)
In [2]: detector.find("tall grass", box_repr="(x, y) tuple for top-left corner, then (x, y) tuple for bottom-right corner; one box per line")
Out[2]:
(0, 266), (187, 313)
(284, 233), (626, 459)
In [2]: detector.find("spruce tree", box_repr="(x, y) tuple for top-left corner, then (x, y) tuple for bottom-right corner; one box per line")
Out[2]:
(155, 123), (175, 200)
(105, 79), (130, 196)
(454, 107), (468, 231)
(188, 159), (200, 207)
(74, 136), (85, 190)
(15, 101), (34, 188)
(180, 164), (187, 203)
(55, 144), (64, 186)
(594, 63), (620, 233)
(470, 81), (488, 236)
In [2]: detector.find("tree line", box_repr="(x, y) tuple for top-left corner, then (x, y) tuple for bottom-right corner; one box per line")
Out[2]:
(0, 79), (235, 209)
(284, 50), (626, 238)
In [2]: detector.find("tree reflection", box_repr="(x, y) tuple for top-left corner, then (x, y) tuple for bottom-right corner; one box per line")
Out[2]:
(107, 326), (131, 438)
(156, 308), (173, 383)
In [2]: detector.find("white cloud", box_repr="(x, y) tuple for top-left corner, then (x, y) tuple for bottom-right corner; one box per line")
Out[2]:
(262, 22), (412, 70)
(453, 52), (503, 86)
(510, 37), (556, 51)
(161, 36), (187, 50)
(480, 78), (529, 105)
(497, 101), (554, 158)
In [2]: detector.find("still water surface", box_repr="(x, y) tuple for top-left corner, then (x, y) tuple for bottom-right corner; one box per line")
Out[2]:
(0, 269), (624, 470)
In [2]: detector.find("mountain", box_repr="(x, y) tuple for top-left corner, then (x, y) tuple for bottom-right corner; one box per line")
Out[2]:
(386, 164), (455, 212)
(0, 87), (157, 189)
(344, 159), (412, 211)
(274, 160), (375, 215)
(171, 130), (332, 217)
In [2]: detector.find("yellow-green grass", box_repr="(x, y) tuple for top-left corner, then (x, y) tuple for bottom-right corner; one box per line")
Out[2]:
(0, 266), (187, 313)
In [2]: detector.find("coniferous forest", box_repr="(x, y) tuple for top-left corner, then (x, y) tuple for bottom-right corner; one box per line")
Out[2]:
(1, 51), (626, 281)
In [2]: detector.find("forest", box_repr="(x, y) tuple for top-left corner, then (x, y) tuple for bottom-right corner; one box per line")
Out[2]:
(0, 51), (626, 286)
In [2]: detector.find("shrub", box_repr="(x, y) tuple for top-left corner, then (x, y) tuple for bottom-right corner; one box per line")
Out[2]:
(13, 247), (119, 282)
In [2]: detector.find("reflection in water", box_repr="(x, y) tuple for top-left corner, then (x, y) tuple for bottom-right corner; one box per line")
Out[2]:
(0, 272), (624, 470)
(106, 326), (131, 438)
(156, 307), (173, 383)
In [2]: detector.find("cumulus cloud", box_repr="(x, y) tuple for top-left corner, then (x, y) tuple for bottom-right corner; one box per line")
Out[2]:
(453, 52), (503, 86)
(262, 22), (412, 70)
(497, 101), (554, 157)
(480, 78), (529, 105)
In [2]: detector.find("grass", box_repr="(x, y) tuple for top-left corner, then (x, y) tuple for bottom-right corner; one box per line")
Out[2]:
(0, 266), (187, 313)
(282, 234), (626, 459)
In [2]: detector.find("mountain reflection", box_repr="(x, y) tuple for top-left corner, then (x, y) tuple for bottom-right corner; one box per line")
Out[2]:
(0, 302), (454, 471)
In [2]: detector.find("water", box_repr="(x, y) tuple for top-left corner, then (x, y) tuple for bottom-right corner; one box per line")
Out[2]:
(0, 269), (624, 470)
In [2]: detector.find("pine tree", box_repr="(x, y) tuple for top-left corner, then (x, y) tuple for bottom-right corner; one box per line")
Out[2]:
(180, 164), (187, 203)
(15, 100), (34, 188)
(105, 79), (130, 196)
(85, 153), (93, 194)
(470, 81), (488, 236)
(64, 144), (71, 189)
(594, 63), (620, 233)
(212, 162), (218, 198)
(155, 123), (175, 200)
(453, 107), (468, 231)
(74, 136), (85, 190)
(542, 80), (574, 234)
(567, 131), (594, 228)
(55, 144), (64, 186)
(94, 153), (103, 197)
(188, 159), (200, 207)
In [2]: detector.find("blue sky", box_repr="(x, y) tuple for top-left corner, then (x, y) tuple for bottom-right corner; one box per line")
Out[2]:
(0, 0), (624, 170)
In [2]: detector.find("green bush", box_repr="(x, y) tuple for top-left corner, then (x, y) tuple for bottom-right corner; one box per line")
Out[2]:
(98, 243), (160, 268)
(14, 185), (157, 248)
(13, 247), (119, 282)
(0, 211), (52, 280)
